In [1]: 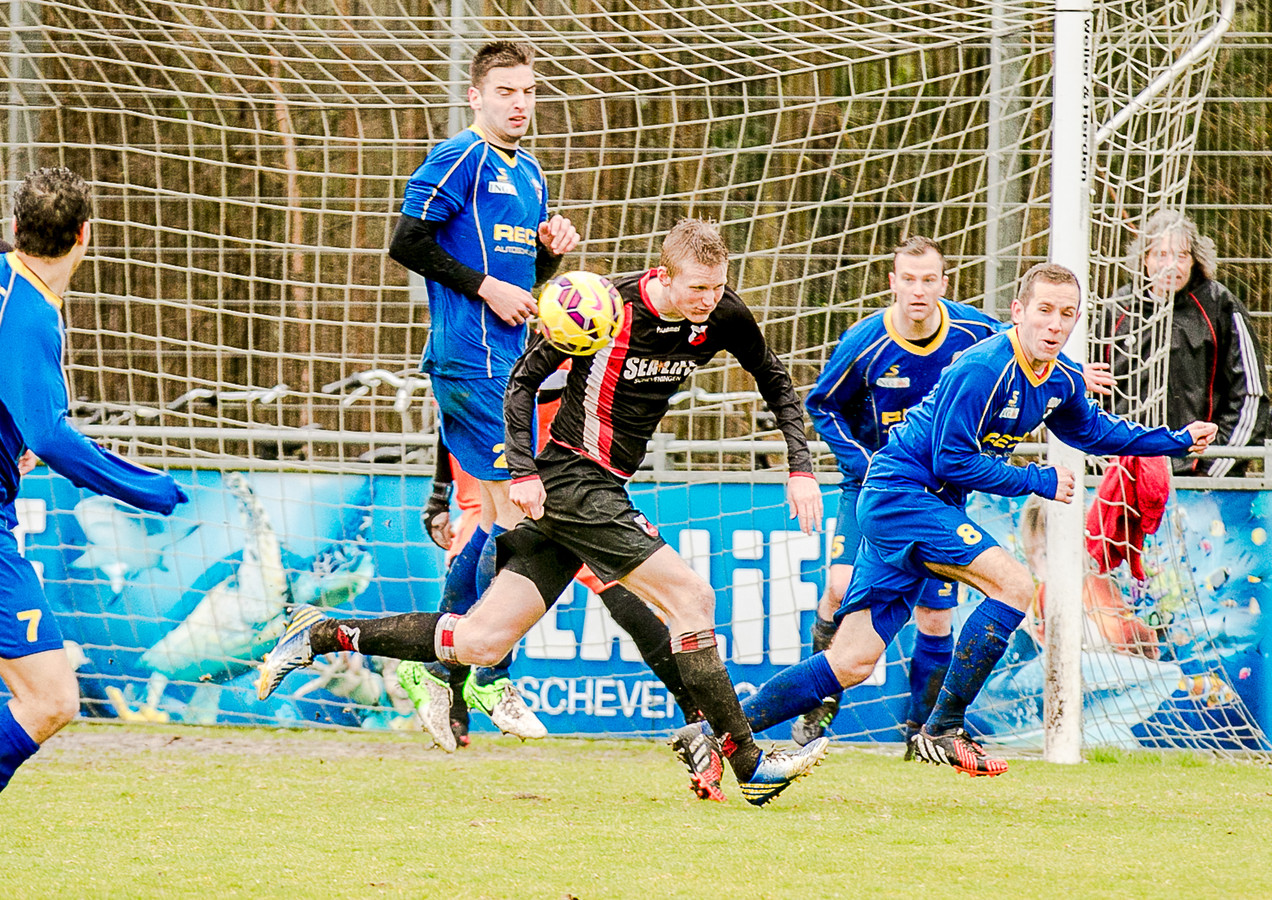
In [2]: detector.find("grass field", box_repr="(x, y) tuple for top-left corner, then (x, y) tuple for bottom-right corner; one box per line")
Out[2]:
(3, 722), (1271, 900)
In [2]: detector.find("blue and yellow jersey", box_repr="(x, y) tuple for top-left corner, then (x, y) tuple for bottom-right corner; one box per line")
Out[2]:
(0, 253), (182, 531)
(401, 125), (550, 379)
(867, 327), (1195, 508)
(806, 299), (1001, 484)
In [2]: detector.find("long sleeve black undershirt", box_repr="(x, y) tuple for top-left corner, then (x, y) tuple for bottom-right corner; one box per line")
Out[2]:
(389, 214), (564, 301)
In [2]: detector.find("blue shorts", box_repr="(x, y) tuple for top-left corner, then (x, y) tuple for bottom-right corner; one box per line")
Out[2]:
(831, 484), (957, 612)
(431, 374), (516, 481)
(0, 531), (62, 659)
(835, 488), (995, 645)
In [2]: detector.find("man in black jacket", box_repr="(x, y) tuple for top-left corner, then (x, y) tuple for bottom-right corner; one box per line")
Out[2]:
(1100, 210), (1267, 476)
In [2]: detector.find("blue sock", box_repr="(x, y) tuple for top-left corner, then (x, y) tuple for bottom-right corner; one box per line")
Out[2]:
(476, 523), (508, 599)
(425, 527), (488, 681)
(926, 599), (1024, 734)
(472, 524), (512, 687)
(741, 652), (843, 733)
(441, 527), (488, 616)
(906, 630), (953, 728)
(0, 703), (39, 792)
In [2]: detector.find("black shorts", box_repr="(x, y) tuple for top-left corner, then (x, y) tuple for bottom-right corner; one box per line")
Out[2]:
(497, 443), (667, 606)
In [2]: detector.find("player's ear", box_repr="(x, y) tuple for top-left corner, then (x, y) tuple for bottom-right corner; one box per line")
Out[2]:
(1010, 296), (1025, 325)
(468, 84), (481, 111)
(78, 220), (91, 247)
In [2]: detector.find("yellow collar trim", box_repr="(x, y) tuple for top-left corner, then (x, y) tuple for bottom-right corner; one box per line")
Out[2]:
(8, 252), (62, 311)
(1008, 327), (1052, 386)
(470, 125), (519, 166)
(882, 299), (948, 356)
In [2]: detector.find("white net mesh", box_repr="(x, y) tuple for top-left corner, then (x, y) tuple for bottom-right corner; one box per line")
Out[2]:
(3, 0), (1264, 753)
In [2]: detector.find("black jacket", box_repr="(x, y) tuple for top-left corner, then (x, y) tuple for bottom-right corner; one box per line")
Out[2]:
(1100, 270), (1268, 476)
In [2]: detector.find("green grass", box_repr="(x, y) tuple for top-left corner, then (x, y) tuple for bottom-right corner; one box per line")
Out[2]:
(4, 722), (1272, 899)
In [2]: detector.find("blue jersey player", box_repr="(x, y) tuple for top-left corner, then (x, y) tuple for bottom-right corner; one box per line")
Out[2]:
(741, 262), (1215, 775)
(0, 168), (186, 793)
(795, 236), (998, 749)
(388, 41), (579, 746)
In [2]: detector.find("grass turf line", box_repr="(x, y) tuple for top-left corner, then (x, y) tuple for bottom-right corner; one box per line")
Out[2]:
(2, 722), (1271, 899)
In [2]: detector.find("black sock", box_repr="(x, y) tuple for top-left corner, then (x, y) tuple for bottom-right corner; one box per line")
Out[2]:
(600, 585), (700, 719)
(310, 613), (440, 662)
(809, 615), (844, 709)
(672, 633), (762, 780)
(811, 615), (837, 653)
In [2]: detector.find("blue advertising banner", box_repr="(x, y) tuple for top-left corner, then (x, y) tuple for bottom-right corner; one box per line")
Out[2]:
(10, 469), (1270, 748)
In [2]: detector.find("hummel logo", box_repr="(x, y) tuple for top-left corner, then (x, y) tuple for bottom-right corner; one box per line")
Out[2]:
(656, 325), (681, 334)
(336, 624), (362, 653)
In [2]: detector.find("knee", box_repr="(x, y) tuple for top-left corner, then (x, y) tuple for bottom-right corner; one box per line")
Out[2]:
(456, 628), (512, 668)
(998, 571), (1037, 611)
(657, 578), (715, 629)
(826, 567), (851, 608)
(914, 606), (953, 637)
(48, 685), (79, 732)
(31, 678), (79, 738)
(824, 641), (878, 688)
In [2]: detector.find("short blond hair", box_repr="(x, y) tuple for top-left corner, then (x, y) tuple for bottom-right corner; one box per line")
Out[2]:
(660, 219), (729, 278)
(892, 235), (945, 271)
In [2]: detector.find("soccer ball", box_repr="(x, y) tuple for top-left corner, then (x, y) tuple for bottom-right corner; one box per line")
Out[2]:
(536, 271), (625, 356)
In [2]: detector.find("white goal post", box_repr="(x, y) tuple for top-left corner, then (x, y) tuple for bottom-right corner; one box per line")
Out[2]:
(1046, 0), (1237, 762)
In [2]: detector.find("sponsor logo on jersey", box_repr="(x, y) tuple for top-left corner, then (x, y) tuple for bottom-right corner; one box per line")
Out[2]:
(688, 324), (709, 346)
(876, 365), (910, 389)
(492, 223), (538, 246)
(488, 170), (518, 195)
(621, 357), (699, 383)
(1001, 389), (1021, 419)
(655, 324), (681, 334)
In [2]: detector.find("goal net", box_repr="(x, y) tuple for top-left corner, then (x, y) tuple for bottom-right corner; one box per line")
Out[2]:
(5, 0), (1264, 754)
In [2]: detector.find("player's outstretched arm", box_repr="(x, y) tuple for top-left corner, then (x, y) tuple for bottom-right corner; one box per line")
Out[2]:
(724, 304), (815, 476)
(4, 305), (185, 515)
(805, 338), (873, 482)
(1045, 388), (1204, 460)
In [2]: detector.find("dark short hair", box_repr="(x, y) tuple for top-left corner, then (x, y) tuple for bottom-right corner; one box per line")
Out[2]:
(470, 41), (535, 89)
(13, 167), (91, 259)
(892, 235), (945, 270)
(660, 218), (729, 278)
(1017, 262), (1081, 307)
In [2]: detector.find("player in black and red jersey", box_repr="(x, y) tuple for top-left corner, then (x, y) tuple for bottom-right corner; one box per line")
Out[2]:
(257, 219), (828, 806)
